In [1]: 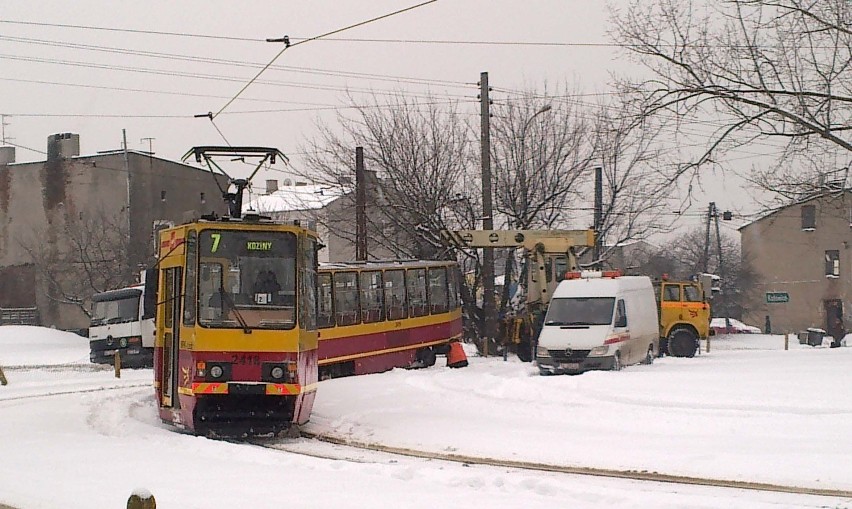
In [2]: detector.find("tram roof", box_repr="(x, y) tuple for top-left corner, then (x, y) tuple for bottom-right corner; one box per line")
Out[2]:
(319, 259), (455, 271)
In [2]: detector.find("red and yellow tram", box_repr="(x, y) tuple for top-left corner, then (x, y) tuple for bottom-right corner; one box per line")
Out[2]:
(316, 260), (463, 378)
(154, 218), (319, 436)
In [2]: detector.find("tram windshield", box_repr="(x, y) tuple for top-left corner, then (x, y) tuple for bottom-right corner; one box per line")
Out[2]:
(197, 230), (297, 330)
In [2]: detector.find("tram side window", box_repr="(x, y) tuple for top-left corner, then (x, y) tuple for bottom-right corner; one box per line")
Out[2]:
(333, 272), (360, 326)
(447, 265), (459, 310)
(183, 230), (197, 326)
(317, 272), (334, 328)
(360, 270), (384, 323)
(407, 268), (429, 317)
(384, 269), (407, 320)
(429, 266), (448, 314)
(299, 237), (317, 330)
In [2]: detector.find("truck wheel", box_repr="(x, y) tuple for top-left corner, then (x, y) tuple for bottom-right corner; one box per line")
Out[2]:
(668, 328), (698, 358)
(611, 351), (622, 371)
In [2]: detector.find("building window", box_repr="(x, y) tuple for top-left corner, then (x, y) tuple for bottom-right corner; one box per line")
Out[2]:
(160, 190), (167, 202)
(825, 250), (840, 278)
(802, 205), (816, 231)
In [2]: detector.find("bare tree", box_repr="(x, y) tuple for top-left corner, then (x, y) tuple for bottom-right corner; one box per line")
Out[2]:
(611, 0), (852, 200)
(298, 92), (479, 259)
(641, 227), (758, 319)
(18, 208), (134, 318)
(491, 88), (593, 229)
(590, 94), (678, 264)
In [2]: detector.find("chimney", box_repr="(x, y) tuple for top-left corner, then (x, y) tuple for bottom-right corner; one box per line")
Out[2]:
(46, 133), (80, 160)
(265, 179), (279, 194)
(0, 146), (14, 165)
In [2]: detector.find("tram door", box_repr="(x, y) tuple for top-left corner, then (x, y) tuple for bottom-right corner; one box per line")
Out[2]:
(160, 267), (182, 408)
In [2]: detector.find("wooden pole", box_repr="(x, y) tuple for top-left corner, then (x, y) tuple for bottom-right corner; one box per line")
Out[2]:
(127, 492), (156, 509)
(784, 333), (789, 351)
(114, 351), (121, 378)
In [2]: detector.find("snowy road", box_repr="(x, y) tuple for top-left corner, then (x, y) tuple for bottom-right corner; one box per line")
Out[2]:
(1, 328), (851, 508)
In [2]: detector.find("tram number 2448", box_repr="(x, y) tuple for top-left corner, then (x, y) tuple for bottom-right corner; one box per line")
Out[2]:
(231, 354), (260, 365)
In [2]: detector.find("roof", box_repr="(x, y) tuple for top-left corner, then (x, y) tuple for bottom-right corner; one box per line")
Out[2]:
(738, 189), (851, 231)
(244, 185), (346, 213)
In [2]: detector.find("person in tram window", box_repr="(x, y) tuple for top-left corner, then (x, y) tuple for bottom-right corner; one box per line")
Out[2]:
(253, 270), (281, 304)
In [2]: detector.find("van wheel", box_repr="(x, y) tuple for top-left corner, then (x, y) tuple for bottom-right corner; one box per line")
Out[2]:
(641, 345), (655, 365)
(516, 337), (533, 362)
(611, 351), (622, 371)
(668, 328), (698, 358)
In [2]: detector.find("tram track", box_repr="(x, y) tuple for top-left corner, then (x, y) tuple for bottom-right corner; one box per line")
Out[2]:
(0, 380), (149, 404)
(257, 430), (852, 500)
(5, 378), (851, 502)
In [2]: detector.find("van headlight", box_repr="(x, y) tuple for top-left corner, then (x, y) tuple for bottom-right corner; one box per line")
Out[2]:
(536, 346), (550, 358)
(590, 345), (609, 356)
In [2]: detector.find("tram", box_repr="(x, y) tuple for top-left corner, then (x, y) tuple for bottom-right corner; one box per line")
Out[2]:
(316, 259), (463, 378)
(154, 147), (319, 437)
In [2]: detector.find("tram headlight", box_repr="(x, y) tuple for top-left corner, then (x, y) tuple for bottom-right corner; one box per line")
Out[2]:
(210, 365), (224, 379)
(119, 338), (128, 348)
(263, 362), (295, 383)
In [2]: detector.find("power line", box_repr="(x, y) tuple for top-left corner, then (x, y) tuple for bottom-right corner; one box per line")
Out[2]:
(0, 34), (473, 89)
(213, 0), (438, 117)
(0, 54), (474, 101)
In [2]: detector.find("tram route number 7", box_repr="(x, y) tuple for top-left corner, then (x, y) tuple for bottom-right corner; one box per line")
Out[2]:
(210, 233), (221, 253)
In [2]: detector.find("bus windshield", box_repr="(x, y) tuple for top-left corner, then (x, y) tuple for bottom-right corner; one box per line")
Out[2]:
(197, 229), (297, 330)
(544, 297), (615, 326)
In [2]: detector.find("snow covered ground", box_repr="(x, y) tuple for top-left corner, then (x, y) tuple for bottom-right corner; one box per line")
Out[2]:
(1, 326), (851, 508)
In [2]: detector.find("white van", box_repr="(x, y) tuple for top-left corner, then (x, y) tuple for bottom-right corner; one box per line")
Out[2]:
(536, 272), (659, 374)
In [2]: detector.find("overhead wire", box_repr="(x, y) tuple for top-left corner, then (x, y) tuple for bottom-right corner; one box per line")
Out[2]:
(212, 0), (438, 117)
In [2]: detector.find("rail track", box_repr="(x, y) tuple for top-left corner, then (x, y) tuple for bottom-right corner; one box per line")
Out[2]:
(5, 379), (851, 502)
(256, 430), (852, 500)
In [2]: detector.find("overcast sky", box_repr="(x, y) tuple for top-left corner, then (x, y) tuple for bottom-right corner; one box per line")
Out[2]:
(0, 1), (754, 234)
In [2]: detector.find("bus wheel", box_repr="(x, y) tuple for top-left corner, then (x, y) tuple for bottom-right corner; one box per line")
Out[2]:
(668, 328), (698, 358)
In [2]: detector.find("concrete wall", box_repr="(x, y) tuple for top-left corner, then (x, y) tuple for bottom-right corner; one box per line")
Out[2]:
(741, 193), (852, 335)
(0, 148), (228, 329)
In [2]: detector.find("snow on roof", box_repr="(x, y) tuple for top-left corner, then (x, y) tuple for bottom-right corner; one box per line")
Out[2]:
(244, 184), (347, 213)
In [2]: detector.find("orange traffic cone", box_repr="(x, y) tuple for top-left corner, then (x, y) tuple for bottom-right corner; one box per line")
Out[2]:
(447, 341), (468, 368)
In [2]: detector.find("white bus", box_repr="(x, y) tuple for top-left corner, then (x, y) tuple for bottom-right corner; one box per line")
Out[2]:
(89, 278), (155, 368)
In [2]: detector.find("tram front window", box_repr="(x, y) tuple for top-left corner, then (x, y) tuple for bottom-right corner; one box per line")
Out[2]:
(197, 230), (297, 330)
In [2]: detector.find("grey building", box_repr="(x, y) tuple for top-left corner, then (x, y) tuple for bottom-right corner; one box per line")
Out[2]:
(0, 133), (227, 330)
(739, 190), (852, 339)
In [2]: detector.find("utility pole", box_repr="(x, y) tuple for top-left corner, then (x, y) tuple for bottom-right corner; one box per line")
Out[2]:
(0, 115), (9, 145)
(702, 202), (713, 273)
(355, 146), (367, 261)
(480, 71), (495, 357)
(712, 202), (731, 330)
(140, 137), (155, 171)
(593, 165), (603, 267)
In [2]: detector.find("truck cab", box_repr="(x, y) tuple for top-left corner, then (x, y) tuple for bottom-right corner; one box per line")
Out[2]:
(653, 277), (712, 357)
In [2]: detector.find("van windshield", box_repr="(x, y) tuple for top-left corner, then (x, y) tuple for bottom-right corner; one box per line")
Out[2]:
(544, 297), (615, 326)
